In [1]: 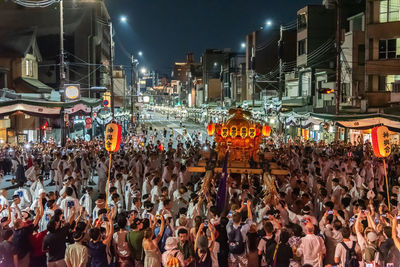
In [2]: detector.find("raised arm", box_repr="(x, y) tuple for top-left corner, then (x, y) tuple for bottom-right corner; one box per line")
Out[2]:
(102, 212), (114, 245)
(154, 216), (165, 244)
(194, 223), (204, 252)
(392, 217), (400, 252)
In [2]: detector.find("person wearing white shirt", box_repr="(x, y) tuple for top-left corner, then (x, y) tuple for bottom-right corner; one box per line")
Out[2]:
(39, 199), (56, 232)
(150, 177), (162, 209)
(142, 174), (152, 197)
(109, 193), (123, 217)
(30, 175), (45, 200)
(60, 187), (81, 221)
(79, 187), (93, 215)
(96, 157), (107, 194)
(92, 198), (106, 221)
(132, 197), (142, 218)
(14, 184), (31, 210)
(10, 195), (23, 222)
(296, 223), (326, 267)
(30, 189), (46, 212)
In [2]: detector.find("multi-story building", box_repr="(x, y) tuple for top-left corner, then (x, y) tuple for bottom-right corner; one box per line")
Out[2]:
(364, 0), (400, 108)
(246, 25), (297, 104)
(341, 12), (366, 111)
(0, 0), (113, 95)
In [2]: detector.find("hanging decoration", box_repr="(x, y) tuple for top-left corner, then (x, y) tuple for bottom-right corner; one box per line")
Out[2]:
(262, 125), (271, 137)
(105, 123), (122, 152)
(371, 126), (391, 158)
(207, 123), (215, 136)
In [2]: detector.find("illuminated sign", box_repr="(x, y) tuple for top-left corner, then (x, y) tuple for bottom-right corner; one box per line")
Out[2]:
(64, 84), (80, 101)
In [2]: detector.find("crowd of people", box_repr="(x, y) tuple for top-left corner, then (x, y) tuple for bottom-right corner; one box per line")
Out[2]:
(0, 125), (400, 267)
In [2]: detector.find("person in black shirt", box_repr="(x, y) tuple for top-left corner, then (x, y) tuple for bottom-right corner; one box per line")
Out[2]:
(43, 208), (75, 267)
(275, 230), (293, 267)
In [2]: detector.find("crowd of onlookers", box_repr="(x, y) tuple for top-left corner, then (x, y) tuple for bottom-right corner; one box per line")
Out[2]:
(0, 126), (400, 267)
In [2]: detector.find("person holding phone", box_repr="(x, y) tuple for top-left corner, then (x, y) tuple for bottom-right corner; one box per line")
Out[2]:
(88, 212), (114, 267)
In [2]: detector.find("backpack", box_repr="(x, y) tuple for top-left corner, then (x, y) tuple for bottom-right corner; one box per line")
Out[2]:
(166, 251), (180, 267)
(341, 241), (359, 267)
(263, 236), (277, 267)
(228, 224), (245, 254)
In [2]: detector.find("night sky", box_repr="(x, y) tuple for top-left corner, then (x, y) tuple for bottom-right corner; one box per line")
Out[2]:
(106, 0), (321, 75)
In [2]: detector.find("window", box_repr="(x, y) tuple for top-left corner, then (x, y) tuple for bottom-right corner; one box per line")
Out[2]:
(25, 59), (33, 77)
(297, 13), (307, 30)
(379, 75), (400, 91)
(298, 39), (306, 56)
(379, 39), (400, 59)
(380, 0), (400, 22)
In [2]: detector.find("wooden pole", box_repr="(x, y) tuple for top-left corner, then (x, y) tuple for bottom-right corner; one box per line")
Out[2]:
(106, 152), (112, 210)
(384, 158), (391, 210)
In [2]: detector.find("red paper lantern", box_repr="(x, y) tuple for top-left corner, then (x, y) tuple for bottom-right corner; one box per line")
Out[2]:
(105, 123), (122, 152)
(371, 126), (391, 158)
(262, 125), (271, 137)
(207, 123), (215, 136)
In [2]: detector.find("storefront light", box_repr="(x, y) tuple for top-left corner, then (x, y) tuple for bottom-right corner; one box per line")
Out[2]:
(270, 119), (275, 124)
(313, 125), (320, 131)
(329, 126), (334, 133)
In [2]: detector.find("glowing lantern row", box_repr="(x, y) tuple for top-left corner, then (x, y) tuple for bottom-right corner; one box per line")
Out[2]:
(371, 126), (391, 158)
(262, 125), (271, 137)
(105, 123), (122, 152)
(207, 123), (215, 136)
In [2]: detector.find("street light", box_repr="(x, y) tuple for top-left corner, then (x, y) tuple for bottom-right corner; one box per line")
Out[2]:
(120, 15), (127, 23)
(241, 42), (246, 49)
(140, 67), (147, 74)
(138, 51), (143, 57)
(266, 20), (273, 27)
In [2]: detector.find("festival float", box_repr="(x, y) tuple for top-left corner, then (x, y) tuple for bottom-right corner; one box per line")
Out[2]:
(192, 107), (273, 174)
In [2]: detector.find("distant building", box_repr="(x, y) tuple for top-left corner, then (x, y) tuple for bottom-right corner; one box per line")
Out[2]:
(0, 0), (113, 95)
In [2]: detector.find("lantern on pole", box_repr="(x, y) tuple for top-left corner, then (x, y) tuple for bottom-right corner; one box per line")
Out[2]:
(262, 125), (271, 137)
(371, 125), (391, 209)
(207, 123), (215, 136)
(105, 123), (122, 152)
(371, 126), (391, 158)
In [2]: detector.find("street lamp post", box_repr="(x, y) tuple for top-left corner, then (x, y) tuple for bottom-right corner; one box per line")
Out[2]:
(109, 22), (115, 118)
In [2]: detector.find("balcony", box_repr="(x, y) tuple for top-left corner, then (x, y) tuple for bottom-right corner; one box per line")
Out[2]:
(366, 59), (400, 75)
(365, 91), (400, 107)
(367, 21), (400, 40)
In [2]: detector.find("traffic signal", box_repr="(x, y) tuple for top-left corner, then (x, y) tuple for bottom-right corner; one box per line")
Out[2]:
(41, 121), (48, 130)
(318, 88), (334, 94)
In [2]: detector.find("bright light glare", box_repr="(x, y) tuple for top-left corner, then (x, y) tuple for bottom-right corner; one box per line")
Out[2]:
(25, 144), (30, 149)
(140, 67), (147, 74)
(270, 119), (275, 124)
(120, 16), (127, 23)
(266, 20), (272, 26)
(138, 51), (143, 57)
(241, 42), (246, 48)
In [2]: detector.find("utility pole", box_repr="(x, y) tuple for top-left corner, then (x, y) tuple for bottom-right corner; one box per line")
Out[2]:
(60, 0), (66, 147)
(130, 54), (137, 124)
(335, 0), (342, 115)
(251, 45), (256, 108)
(109, 22), (115, 118)
(278, 24), (284, 101)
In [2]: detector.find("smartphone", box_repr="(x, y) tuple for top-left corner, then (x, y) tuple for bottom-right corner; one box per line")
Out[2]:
(243, 201), (247, 206)
(102, 214), (108, 222)
(375, 218), (379, 224)
(204, 219), (208, 228)
(381, 214), (387, 217)
(263, 215), (269, 220)
(387, 263), (394, 267)
(366, 264), (373, 267)
(328, 210), (333, 215)
(145, 213), (150, 219)
(86, 214), (90, 220)
(301, 219), (307, 224)
(228, 211), (232, 218)
(397, 216), (400, 219)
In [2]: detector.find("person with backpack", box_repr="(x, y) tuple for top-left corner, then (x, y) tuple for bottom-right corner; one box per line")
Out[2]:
(274, 230), (294, 267)
(334, 226), (361, 267)
(379, 226), (400, 267)
(257, 221), (277, 267)
(227, 201), (253, 267)
(161, 237), (185, 267)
